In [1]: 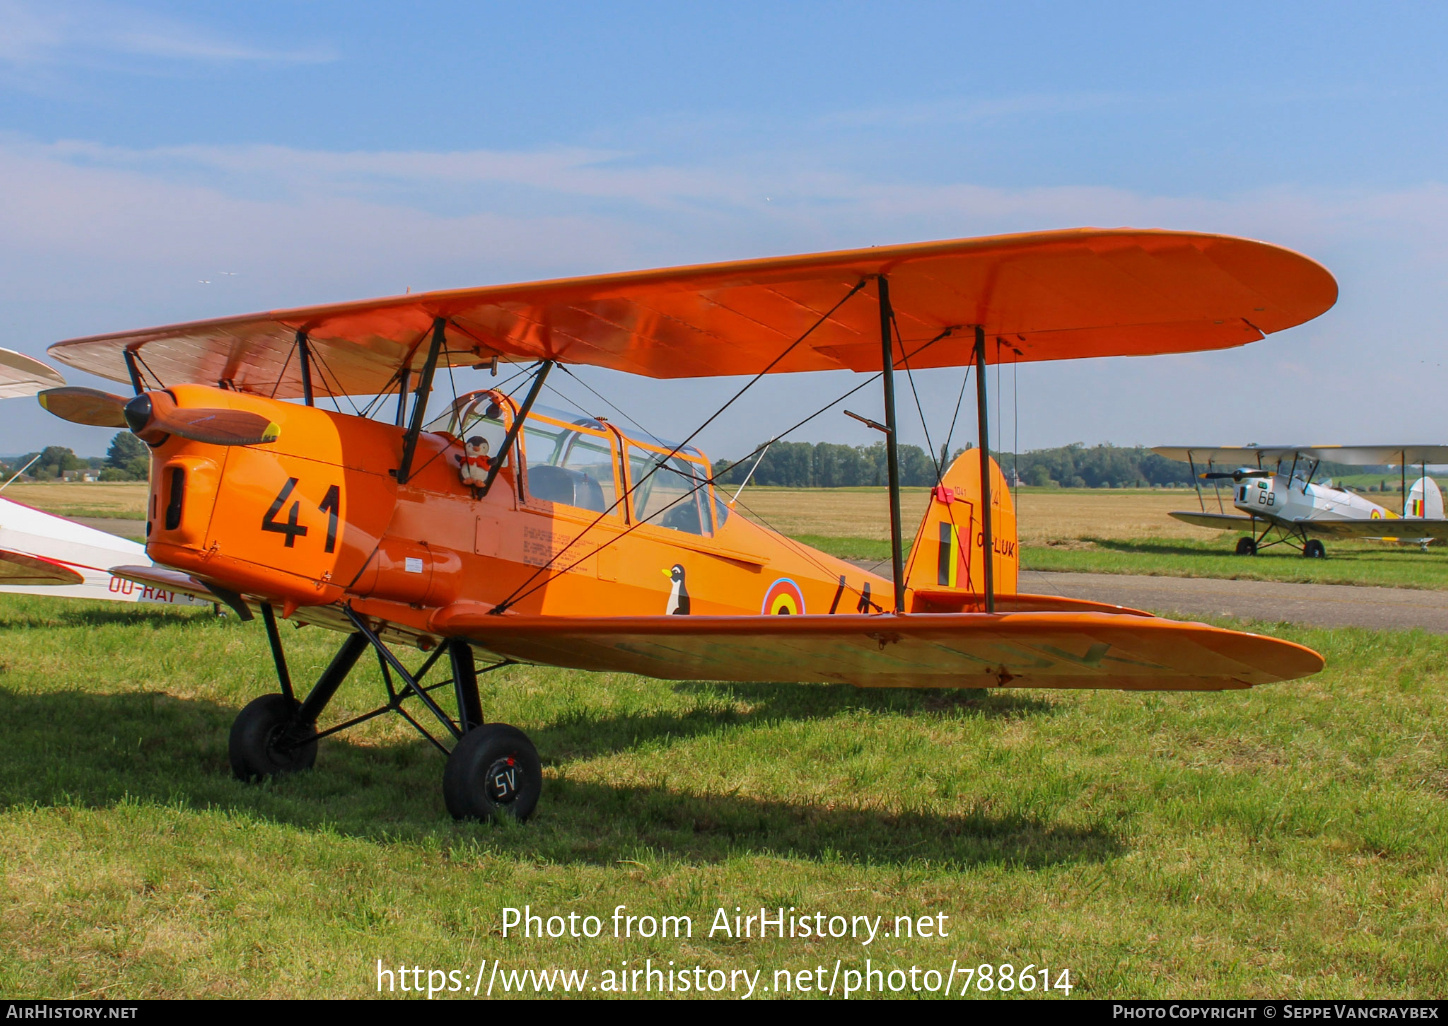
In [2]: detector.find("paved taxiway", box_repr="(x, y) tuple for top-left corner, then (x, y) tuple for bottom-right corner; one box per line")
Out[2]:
(850, 559), (1448, 633)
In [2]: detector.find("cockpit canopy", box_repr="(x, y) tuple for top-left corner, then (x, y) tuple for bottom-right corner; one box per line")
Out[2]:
(428, 390), (729, 536)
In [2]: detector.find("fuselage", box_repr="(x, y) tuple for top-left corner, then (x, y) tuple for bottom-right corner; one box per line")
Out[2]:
(1232, 472), (1392, 524)
(141, 384), (1014, 648)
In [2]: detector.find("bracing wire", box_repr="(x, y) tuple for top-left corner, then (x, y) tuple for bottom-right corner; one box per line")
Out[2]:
(892, 314), (947, 485)
(1012, 349), (1019, 499)
(269, 342), (296, 400)
(490, 279), (869, 611)
(938, 361), (972, 469)
(492, 324), (961, 613)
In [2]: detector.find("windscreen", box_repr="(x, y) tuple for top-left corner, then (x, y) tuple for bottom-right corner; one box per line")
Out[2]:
(627, 445), (712, 536)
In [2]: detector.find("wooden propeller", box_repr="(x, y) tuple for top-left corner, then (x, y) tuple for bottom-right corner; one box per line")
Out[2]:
(36, 387), (128, 428)
(38, 387), (279, 446)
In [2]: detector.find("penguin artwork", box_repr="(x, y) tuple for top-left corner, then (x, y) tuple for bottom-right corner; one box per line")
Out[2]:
(457, 436), (492, 488)
(662, 563), (690, 615)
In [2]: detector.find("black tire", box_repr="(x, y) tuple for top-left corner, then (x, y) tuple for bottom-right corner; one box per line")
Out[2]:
(1235, 537), (1258, 556)
(1302, 539), (1326, 559)
(229, 693), (317, 782)
(443, 724), (542, 823)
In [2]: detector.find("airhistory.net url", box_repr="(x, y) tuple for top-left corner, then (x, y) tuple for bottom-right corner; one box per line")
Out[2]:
(375, 958), (1075, 998)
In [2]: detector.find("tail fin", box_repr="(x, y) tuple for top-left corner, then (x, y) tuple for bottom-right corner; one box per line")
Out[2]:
(1408, 476), (1444, 519)
(903, 452), (1018, 605)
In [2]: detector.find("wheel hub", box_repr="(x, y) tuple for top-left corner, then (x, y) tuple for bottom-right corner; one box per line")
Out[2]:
(485, 755), (522, 804)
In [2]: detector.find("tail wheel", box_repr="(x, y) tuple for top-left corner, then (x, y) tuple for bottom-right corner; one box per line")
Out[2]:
(229, 693), (317, 781)
(443, 724), (542, 822)
(1303, 539), (1326, 559)
(1235, 537), (1258, 556)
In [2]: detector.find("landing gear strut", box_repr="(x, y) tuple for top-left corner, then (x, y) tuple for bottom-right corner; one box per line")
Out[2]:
(228, 604), (537, 822)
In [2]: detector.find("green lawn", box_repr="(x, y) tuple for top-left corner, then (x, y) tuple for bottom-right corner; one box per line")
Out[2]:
(1, 594), (1444, 998)
(1023, 537), (1448, 590)
(795, 532), (1448, 591)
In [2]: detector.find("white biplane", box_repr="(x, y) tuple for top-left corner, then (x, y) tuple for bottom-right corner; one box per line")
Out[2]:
(0, 347), (205, 607)
(1155, 445), (1448, 556)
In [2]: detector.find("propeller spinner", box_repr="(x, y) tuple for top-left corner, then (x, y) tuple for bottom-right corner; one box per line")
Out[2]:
(38, 387), (280, 446)
(1200, 469), (1272, 482)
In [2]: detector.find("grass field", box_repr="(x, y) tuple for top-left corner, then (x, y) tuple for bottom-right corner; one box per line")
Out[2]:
(1026, 537), (1448, 590)
(1, 594), (1444, 998)
(0, 481), (148, 520)
(736, 486), (1203, 546)
(736, 487), (1448, 590)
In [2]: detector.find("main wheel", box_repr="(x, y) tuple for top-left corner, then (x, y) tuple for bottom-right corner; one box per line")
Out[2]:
(1302, 539), (1326, 559)
(443, 724), (542, 822)
(1235, 537), (1258, 556)
(229, 693), (317, 782)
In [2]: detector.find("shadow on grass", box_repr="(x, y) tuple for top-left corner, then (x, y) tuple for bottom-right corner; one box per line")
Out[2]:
(0, 687), (1113, 870)
(1078, 537), (1396, 562)
(536, 682), (1055, 762)
(1079, 537), (1251, 559)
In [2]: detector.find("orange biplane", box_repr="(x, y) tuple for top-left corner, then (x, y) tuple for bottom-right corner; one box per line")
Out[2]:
(37, 228), (1337, 821)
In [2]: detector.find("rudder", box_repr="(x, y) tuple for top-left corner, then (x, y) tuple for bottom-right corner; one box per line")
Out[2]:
(1407, 476), (1444, 519)
(904, 452), (1018, 604)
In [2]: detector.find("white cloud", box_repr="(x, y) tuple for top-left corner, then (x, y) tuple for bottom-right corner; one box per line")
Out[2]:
(3, 131), (1448, 457)
(0, 0), (334, 69)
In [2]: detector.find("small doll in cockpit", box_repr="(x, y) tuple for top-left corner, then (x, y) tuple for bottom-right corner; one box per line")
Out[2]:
(457, 436), (492, 490)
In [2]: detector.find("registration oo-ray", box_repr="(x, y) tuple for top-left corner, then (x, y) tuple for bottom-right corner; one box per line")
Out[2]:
(37, 229), (1337, 822)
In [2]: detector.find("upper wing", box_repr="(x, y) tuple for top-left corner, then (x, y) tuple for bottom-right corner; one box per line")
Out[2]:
(430, 609), (1323, 691)
(0, 347), (65, 399)
(0, 548), (84, 585)
(1155, 444), (1448, 467)
(47, 229), (1336, 397)
(1168, 510), (1258, 530)
(1296, 445), (1448, 466)
(1299, 518), (1448, 540)
(1153, 445), (1304, 467)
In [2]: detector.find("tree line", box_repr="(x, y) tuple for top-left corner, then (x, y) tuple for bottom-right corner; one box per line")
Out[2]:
(0, 433), (1392, 490)
(712, 441), (1378, 489)
(1, 433), (150, 482)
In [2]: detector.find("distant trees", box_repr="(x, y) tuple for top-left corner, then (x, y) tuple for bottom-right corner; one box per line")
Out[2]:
(2, 446), (90, 481)
(714, 441), (1209, 488)
(0, 433), (148, 482)
(713, 441), (944, 488)
(103, 432), (150, 481)
(710, 440), (1404, 489)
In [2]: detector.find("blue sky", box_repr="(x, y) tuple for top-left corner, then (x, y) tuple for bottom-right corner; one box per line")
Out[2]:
(3, 1), (1448, 458)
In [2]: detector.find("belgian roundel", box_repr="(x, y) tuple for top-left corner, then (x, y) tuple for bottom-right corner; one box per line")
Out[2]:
(762, 577), (806, 615)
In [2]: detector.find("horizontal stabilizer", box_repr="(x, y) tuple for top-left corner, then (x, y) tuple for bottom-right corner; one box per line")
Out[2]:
(909, 590), (1151, 616)
(431, 609), (1322, 691)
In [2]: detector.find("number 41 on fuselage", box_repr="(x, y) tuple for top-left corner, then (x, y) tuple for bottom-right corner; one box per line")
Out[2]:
(1156, 444), (1448, 556)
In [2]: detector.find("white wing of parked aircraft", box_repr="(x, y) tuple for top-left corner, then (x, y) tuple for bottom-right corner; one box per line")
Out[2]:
(1154, 444), (1448, 556)
(0, 348), (65, 399)
(0, 496), (208, 605)
(0, 348), (206, 605)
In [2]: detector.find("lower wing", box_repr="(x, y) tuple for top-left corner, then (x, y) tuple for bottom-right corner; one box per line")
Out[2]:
(1168, 511), (1258, 530)
(1300, 518), (1448, 540)
(0, 548), (85, 586)
(431, 609), (1323, 691)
